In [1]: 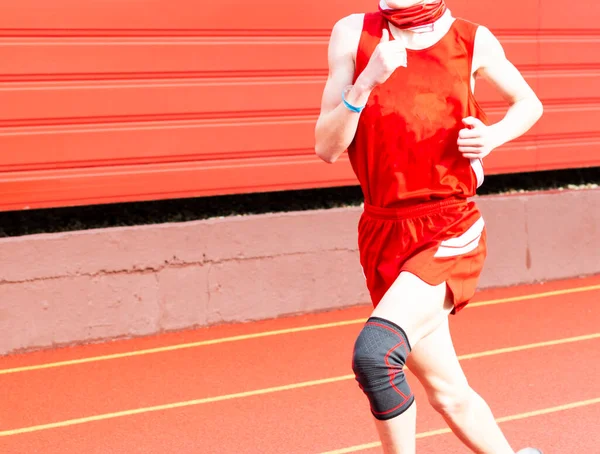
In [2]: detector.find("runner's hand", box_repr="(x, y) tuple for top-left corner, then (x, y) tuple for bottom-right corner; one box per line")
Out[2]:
(360, 29), (407, 89)
(457, 117), (499, 159)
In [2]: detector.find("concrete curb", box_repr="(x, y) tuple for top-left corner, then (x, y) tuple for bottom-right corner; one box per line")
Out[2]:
(1, 189), (599, 355)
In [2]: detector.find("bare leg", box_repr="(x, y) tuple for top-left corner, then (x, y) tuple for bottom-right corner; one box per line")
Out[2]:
(406, 316), (515, 453)
(361, 271), (516, 453)
(374, 400), (417, 454)
(360, 272), (451, 454)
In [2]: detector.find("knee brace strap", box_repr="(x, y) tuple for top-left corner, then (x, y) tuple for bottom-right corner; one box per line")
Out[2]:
(352, 317), (415, 420)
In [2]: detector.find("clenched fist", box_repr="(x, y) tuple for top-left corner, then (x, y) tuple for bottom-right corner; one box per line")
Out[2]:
(457, 117), (499, 159)
(361, 29), (408, 89)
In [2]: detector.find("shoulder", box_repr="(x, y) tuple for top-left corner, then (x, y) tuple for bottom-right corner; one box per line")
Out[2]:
(448, 18), (507, 74)
(333, 13), (365, 31)
(472, 25), (507, 73)
(328, 14), (366, 61)
(449, 18), (508, 73)
(330, 13), (365, 45)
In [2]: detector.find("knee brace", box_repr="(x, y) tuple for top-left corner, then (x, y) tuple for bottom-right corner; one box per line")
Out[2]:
(352, 317), (415, 420)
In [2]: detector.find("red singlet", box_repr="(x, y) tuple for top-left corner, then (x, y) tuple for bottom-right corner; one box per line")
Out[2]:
(349, 12), (489, 313)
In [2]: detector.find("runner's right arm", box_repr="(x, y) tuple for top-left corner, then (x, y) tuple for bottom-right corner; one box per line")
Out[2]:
(315, 17), (408, 163)
(314, 15), (367, 164)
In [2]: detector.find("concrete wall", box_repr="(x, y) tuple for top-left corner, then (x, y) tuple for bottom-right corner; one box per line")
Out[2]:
(1, 188), (599, 356)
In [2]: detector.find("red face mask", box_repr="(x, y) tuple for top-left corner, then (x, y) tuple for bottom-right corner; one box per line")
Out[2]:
(379, 0), (447, 30)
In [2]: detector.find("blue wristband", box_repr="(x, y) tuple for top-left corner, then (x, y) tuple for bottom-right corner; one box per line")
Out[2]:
(342, 88), (365, 114)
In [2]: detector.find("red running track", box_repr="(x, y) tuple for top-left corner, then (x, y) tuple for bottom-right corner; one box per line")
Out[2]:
(1, 275), (599, 453)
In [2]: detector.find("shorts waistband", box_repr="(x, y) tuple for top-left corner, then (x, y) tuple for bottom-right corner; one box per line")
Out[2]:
(363, 197), (467, 221)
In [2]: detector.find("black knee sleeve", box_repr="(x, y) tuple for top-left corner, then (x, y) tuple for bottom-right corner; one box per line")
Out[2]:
(352, 317), (415, 420)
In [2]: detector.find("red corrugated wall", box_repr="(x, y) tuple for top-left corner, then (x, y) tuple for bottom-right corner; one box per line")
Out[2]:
(0, 0), (598, 211)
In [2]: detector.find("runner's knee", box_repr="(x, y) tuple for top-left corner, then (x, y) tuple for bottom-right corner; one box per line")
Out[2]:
(352, 317), (415, 420)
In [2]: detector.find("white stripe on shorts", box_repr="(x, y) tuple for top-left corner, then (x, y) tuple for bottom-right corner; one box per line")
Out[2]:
(434, 217), (485, 258)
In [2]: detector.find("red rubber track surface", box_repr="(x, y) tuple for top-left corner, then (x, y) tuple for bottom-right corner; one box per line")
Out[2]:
(1, 275), (599, 453)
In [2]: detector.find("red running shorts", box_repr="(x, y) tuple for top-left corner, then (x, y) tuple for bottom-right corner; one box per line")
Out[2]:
(358, 197), (487, 314)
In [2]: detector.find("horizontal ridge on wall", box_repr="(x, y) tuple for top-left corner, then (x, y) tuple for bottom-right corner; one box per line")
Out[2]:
(0, 27), (600, 37)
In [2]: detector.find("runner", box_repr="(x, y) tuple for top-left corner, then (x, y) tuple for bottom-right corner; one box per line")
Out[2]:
(314, 1), (544, 452)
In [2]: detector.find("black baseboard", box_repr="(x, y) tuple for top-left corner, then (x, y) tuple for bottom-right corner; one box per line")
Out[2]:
(0, 167), (598, 238)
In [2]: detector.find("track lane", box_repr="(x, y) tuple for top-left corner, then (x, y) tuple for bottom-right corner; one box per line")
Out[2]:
(331, 402), (600, 453)
(1, 279), (599, 432)
(0, 276), (598, 454)
(1, 333), (598, 453)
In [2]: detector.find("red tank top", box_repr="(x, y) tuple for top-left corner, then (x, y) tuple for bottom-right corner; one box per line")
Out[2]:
(348, 12), (488, 208)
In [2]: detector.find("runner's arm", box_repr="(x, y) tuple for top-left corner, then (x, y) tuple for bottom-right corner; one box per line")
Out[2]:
(314, 15), (372, 163)
(473, 26), (543, 149)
